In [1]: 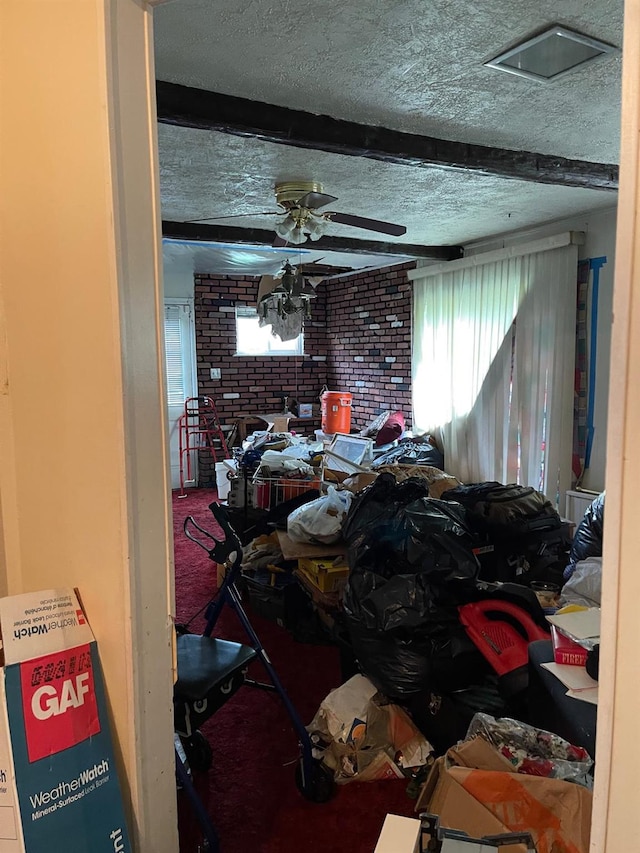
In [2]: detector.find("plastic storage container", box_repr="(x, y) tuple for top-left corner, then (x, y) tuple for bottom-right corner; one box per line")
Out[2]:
(321, 390), (352, 434)
(215, 459), (236, 501)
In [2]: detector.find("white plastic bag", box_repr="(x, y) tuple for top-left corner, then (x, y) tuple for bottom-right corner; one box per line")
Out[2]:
(259, 450), (314, 473)
(287, 486), (352, 544)
(561, 557), (602, 607)
(307, 674), (377, 744)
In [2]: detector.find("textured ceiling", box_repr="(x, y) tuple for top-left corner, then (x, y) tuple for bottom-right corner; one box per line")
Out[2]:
(154, 0), (623, 161)
(159, 125), (615, 245)
(154, 0), (623, 260)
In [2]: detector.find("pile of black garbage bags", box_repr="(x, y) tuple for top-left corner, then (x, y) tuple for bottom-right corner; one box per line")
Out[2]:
(341, 474), (565, 750)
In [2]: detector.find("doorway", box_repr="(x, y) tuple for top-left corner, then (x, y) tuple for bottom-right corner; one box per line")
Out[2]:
(164, 299), (198, 489)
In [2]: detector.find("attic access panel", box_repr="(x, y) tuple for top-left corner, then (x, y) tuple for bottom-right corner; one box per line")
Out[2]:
(485, 25), (619, 83)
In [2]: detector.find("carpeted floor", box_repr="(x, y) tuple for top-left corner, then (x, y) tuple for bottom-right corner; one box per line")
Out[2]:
(173, 488), (416, 853)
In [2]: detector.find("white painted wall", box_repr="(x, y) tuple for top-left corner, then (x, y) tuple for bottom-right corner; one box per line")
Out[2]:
(465, 205), (617, 492)
(163, 266), (196, 299)
(0, 2), (177, 851)
(592, 1), (640, 846)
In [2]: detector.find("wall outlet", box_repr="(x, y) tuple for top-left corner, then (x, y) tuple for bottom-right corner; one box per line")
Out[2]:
(209, 367), (221, 380)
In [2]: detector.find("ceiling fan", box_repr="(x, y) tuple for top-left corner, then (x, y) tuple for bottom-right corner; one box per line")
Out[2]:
(187, 181), (407, 246)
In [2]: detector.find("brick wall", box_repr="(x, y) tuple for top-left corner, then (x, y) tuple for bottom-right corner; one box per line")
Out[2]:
(325, 262), (415, 431)
(194, 274), (327, 484)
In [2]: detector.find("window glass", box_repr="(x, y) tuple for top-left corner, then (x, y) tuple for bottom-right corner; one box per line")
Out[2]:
(235, 306), (303, 356)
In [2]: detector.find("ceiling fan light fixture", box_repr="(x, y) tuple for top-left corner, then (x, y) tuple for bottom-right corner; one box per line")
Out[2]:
(274, 216), (295, 237)
(485, 24), (619, 83)
(305, 217), (327, 241)
(287, 226), (307, 245)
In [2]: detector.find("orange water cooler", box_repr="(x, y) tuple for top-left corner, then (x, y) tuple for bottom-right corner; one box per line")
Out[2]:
(320, 390), (353, 434)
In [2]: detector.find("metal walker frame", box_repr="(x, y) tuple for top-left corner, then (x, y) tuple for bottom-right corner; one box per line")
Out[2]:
(175, 502), (332, 851)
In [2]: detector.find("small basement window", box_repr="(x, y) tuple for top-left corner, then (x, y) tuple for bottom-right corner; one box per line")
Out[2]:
(235, 306), (304, 356)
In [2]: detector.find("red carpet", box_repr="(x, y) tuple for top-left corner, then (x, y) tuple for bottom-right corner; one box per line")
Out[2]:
(173, 488), (416, 853)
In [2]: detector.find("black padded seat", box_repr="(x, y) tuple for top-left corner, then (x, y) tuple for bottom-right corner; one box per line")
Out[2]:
(176, 634), (257, 701)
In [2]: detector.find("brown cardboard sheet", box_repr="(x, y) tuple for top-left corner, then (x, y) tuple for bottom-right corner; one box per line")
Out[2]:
(415, 737), (592, 853)
(277, 529), (347, 560)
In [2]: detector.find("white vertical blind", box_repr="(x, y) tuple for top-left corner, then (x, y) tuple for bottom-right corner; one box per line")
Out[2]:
(410, 236), (578, 500)
(164, 304), (188, 406)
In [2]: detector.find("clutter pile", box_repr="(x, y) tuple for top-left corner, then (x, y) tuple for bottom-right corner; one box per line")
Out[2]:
(415, 715), (593, 853)
(307, 674), (432, 784)
(214, 419), (599, 851)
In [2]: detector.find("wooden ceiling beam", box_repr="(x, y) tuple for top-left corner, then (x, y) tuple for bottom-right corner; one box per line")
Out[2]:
(162, 221), (463, 261)
(157, 81), (619, 192)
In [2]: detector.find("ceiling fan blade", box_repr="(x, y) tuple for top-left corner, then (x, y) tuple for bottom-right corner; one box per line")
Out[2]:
(184, 211), (278, 224)
(272, 235), (289, 247)
(295, 192), (338, 210)
(326, 211), (407, 236)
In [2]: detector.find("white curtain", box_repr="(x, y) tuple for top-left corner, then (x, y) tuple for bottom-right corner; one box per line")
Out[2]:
(410, 236), (578, 502)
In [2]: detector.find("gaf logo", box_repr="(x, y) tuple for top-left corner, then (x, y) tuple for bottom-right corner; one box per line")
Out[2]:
(31, 672), (90, 720)
(20, 644), (101, 763)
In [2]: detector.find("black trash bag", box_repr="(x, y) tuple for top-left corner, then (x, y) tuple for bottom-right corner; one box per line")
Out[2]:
(371, 437), (445, 471)
(405, 678), (506, 756)
(341, 474), (481, 698)
(344, 568), (476, 634)
(345, 614), (489, 701)
(441, 481), (560, 536)
(427, 622), (493, 693)
(566, 492), (605, 580)
(346, 622), (433, 699)
(343, 474), (480, 584)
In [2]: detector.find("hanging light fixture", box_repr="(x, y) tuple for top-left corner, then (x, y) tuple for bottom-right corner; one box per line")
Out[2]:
(258, 261), (322, 327)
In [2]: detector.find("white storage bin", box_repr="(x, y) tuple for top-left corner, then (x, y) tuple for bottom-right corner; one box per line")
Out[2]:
(215, 459), (237, 502)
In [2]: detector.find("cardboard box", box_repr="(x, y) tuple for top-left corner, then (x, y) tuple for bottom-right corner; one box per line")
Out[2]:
(415, 737), (592, 853)
(550, 625), (589, 666)
(445, 736), (517, 773)
(321, 468), (378, 493)
(297, 557), (349, 593)
(292, 570), (341, 634)
(374, 813), (539, 853)
(276, 530), (346, 561)
(297, 403), (313, 419)
(0, 589), (131, 852)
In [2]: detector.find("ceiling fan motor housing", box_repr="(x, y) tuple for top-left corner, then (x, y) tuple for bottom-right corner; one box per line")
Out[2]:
(274, 181), (324, 210)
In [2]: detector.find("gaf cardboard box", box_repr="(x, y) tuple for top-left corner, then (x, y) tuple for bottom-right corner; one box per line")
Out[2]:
(0, 588), (131, 852)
